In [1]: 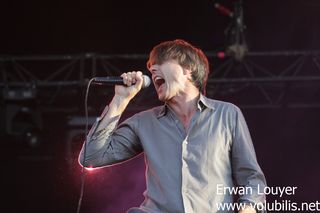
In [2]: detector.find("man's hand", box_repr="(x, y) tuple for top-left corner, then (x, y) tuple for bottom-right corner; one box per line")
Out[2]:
(115, 71), (144, 101)
(104, 71), (144, 120)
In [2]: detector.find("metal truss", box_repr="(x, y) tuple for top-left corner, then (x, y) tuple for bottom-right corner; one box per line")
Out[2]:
(1, 50), (320, 114)
(206, 50), (320, 109)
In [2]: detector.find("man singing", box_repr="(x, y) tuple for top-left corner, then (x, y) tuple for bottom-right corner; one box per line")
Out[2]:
(79, 39), (267, 213)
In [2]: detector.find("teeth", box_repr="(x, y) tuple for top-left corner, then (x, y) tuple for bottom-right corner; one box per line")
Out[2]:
(155, 76), (163, 81)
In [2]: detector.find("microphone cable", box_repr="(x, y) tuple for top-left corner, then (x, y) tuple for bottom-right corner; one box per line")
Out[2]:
(76, 78), (95, 213)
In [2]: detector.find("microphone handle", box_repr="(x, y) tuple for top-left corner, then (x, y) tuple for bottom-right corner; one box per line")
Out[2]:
(92, 75), (151, 88)
(93, 77), (124, 85)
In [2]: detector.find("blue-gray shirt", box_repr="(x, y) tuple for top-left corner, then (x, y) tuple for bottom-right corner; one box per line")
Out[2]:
(79, 95), (267, 213)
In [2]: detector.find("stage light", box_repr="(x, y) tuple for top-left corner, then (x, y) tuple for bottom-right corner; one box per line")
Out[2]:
(226, 44), (248, 61)
(85, 166), (95, 171)
(3, 86), (36, 101)
(4, 103), (43, 149)
(223, 0), (248, 61)
(24, 128), (41, 148)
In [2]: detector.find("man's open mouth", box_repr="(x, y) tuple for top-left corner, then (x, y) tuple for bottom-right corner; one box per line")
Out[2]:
(154, 76), (165, 88)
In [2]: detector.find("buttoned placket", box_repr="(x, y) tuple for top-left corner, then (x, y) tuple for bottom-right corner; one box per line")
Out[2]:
(169, 109), (201, 213)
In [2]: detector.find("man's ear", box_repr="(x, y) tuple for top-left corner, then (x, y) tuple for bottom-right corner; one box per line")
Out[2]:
(183, 68), (192, 76)
(183, 68), (194, 83)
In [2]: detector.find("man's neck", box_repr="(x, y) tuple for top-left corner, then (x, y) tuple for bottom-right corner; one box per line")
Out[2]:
(167, 88), (200, 130)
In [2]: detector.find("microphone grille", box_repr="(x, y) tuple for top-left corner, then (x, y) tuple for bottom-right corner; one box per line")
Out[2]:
(142, 75), (151, 88)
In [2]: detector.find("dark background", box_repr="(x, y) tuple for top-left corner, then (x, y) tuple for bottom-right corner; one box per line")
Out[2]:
(2, 0), (320, 212)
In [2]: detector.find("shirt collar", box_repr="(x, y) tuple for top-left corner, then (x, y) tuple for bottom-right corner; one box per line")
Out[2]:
(156, 104), (168, 118)
(156, 94), (215, 118)
(198, 93), (215, 110)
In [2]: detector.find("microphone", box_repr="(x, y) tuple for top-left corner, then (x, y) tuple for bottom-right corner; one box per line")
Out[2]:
(92, 75), (151, 88)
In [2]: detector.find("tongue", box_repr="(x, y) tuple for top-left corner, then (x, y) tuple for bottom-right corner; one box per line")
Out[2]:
(158, 79), (165, 85)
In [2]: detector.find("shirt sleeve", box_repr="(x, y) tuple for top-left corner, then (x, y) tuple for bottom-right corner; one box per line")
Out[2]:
(231, 106), (267, 212)
(78, 107), (143, 168)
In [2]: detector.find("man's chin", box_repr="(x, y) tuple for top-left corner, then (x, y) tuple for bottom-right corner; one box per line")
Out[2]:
(157, 93), (169, 102)
(157, 95), (165, 102)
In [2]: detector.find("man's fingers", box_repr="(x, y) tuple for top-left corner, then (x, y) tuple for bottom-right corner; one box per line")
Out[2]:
(127, 72), (133, 86)
(121, 72), (132, 86)
(121, 71), (143, 87)
(120, 73), (127, 85)
(131, 71), (137, 84)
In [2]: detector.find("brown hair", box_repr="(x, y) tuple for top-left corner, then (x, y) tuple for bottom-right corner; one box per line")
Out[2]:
(147, 39), (210, 94)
